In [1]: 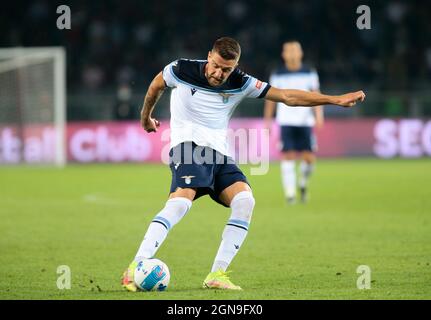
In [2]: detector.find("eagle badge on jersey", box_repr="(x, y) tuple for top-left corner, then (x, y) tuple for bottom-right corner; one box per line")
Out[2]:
(181, 176), (195, 185)
(219, 92), (234, 103)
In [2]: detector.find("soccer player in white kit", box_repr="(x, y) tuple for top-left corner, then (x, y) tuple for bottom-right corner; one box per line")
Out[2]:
(264, 41), (323, 204)
(121, 37), (365, 291)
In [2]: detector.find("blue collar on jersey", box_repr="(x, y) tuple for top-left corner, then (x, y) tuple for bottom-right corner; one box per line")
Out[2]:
(171, 59), (251, 93)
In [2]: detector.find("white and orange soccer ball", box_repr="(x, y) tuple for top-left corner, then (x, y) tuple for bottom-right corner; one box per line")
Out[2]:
(134, 258), (170, 291)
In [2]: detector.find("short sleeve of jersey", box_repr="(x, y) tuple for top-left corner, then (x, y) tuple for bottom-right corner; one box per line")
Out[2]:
(244, 75), (271, 99)
(310, 70), (320, 91)
(162, 60), (180, 88)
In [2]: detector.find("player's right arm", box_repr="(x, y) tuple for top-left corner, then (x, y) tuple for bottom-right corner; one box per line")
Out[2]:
(140, 71), (166, 133)
(265, 87), (366, 108)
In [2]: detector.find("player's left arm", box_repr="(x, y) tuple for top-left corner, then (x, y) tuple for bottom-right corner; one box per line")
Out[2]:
(265, 87), (365, 108)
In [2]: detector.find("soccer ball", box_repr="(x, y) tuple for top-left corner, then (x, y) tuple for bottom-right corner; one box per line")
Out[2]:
(134, 258), (170, 291)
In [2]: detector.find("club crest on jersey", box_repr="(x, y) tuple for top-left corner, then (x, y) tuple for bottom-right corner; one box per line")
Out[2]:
(219, 92), (234, 103)
(181, 175), (195, 185)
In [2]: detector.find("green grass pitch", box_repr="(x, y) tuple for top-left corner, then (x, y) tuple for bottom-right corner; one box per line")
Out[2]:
(1, 159), (430, 300)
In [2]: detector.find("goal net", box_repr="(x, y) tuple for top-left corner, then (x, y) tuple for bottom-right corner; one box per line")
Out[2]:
(0, 47), (66, 166)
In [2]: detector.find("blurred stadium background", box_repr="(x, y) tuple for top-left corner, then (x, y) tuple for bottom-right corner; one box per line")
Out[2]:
(0, 0), (430, 300)
(1, 0), (431, 165)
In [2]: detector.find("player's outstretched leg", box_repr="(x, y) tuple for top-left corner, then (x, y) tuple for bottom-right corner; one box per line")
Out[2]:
(203, 191), (255, 290)
(121, 197), (192, 291)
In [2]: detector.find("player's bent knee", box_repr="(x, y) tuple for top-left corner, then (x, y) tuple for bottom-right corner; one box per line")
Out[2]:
(153, 197), (192, 230)
(230, 191), (255, 223)
(169, 187), (196, 201)
(166, 196), (192, 211)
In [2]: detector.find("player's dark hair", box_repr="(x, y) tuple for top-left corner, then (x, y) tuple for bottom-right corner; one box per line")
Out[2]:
(212, 37), (241, 60)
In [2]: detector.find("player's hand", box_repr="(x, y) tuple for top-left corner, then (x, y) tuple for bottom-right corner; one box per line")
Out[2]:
(335, 91), (366, 108)
(142, 117), (161, 133)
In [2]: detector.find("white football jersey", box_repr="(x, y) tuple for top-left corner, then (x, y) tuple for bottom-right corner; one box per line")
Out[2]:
(162, 59), (270, 156)
(269, 66), (320, 127)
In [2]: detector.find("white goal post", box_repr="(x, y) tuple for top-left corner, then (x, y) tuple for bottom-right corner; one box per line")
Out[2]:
(0, 47), (66, 166)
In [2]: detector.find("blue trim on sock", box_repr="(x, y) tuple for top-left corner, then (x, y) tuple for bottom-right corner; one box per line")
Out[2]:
(228, 219), (249, 229)
(227, 224), (248, 231)
(226, 219), (249, 231)
(152, 216), (171, 230)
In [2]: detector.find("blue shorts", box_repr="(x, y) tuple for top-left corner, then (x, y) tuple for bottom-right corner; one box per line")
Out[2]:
(280, 125), (316, 152)
(168, 142), (250, 208)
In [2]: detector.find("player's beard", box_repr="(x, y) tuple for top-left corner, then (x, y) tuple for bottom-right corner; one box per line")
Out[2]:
(207, 74), (224, 86)
(204, 68), (224, 87)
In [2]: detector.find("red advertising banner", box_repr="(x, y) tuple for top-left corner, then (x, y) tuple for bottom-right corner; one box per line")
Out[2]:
(1, 118), (430, 164)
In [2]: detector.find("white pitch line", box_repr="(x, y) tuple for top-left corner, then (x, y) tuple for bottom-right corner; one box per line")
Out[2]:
(82, 193), (122, 205)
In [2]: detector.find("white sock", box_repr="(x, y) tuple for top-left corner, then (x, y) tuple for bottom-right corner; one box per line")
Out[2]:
(211, 191), (255, 272)
(299, 161), (314, 189)
(135, 197), (192, 261)
(281, 160), (296, 198)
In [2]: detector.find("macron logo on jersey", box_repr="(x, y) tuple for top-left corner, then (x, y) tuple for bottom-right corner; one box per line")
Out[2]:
(190, 88), (197, 96)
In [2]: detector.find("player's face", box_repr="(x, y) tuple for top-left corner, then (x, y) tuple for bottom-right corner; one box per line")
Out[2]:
(282, 42), (303, 64)
(205, 51), (238, 86)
